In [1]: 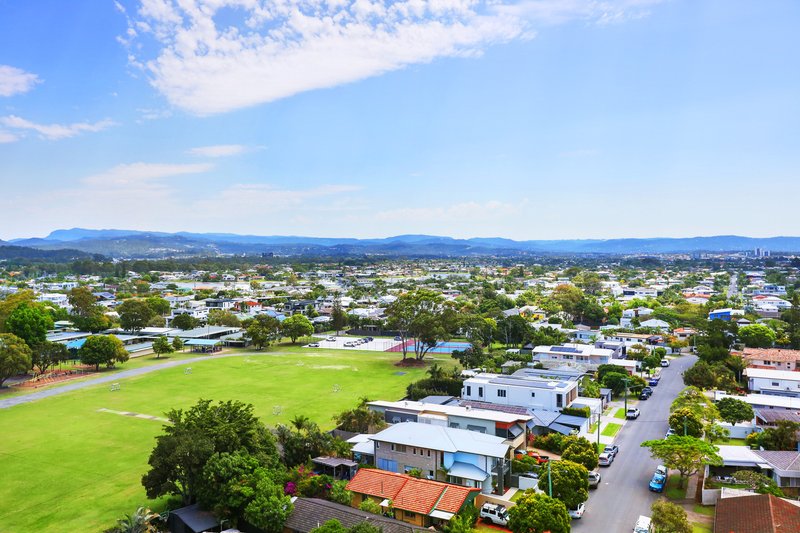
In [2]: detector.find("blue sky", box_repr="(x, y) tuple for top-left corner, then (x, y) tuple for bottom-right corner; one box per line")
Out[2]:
(1, 0), (798, 241)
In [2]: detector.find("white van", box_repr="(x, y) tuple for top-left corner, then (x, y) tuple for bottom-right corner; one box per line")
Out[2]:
(634, 515), (652, 533)
(480, 503), (509, 526)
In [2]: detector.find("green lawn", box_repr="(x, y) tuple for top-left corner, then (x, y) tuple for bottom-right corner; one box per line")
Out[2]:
(0, 345), (442, 532)
(721, 438), (748, 447)
(602, 422), (623, 437)
(665, 475), (687, 500)
(613, 408), (626, 420)
(692, 523), (712, 533)
(693, 504), (715, 517)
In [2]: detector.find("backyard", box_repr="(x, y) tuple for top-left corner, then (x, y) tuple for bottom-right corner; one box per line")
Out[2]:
(0, 345), (443, 532)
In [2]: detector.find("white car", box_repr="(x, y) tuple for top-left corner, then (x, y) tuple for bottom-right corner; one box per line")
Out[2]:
(634, 515), (652, 533)
(569, 503), (586, 519)
(306, 342), (320, 348)
(326, 336), (336, 342)
(598, 452), (613, 467)
(480, 503), (509, 526)
(660, 359), (670, 367)
(626, 408), (641, 419)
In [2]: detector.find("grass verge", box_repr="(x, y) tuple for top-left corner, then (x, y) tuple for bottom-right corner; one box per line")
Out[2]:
(602, 422), (622, 437)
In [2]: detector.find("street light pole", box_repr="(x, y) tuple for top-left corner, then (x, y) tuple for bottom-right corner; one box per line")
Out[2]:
(622, 377), (630, 414)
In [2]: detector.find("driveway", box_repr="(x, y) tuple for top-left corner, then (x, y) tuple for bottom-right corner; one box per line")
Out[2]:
(571, 354), (697, 531)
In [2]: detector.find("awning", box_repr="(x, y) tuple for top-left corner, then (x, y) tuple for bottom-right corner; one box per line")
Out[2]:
(758, 463), (773, 470)
(549, 422), (574, 435)
(448, 461), (489, 482)
(508, 424), (523, 438)
(380, 498), (392, 507)
(429, 509), (455, 520)
(185, 339), (222, 346)
(352, 441), (375, 455)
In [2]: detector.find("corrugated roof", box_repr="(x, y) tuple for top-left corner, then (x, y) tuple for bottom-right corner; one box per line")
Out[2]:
(371, 422), (509, 458)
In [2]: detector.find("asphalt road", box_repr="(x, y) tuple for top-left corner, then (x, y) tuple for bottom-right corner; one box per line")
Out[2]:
(571, 354), (697, 532)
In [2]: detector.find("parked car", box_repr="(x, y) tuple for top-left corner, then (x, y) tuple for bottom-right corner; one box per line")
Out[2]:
(603, 445), (619, 458)
(588, 470), (601, 488)
(569, 502), (586, 519)
(325, 336), (336, 342)
(480, 503), (509, 526)
(626, 408), (641, 419)
(639, 392), (650, 400)
(634, 515), (652, 533)
(307, 343), (320, 348)
(665, 429), (675, 439)
(660, 359), (670, 367)
(649, 473), (666, 492)
(642, 386), (653, 395)
(515, 450), (549, 464)
(394, 336), (403, 341)
(598, 452), (613, 466)
(648, 377), (660, 386)
(656, 465), (668, 477)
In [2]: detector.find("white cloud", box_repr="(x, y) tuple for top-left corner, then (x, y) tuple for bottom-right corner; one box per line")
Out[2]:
(124, 1), (660, 115)
(0, 65), (40, 97)
(81, 162), (214, 186)
(0, 130), (18, 143)
(0, 115), (116, 140)
(188, 144), (251, 158)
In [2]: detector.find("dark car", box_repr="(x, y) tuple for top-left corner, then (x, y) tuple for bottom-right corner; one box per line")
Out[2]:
(642, 386), (653, 395)
(648, 377), (660, 386)
(639, 392), (650, 400)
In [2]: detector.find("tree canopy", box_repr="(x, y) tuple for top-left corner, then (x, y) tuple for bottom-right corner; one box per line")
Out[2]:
(118, 299), (155, 332)
(537, 459), (589, 510)
(716, 397), (754, 426)
(5, 302), (53, 348)
(507, 491), (571, 533)
(0, 333), (33, 387)
(641, 436), (721, 488)
(651, 499), (691, 533)
(281, 314), (314, 344)
(78, 334), (129, 371)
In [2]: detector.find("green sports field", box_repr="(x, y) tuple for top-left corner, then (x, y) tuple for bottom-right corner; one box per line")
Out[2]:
(0, 346), (442, 532)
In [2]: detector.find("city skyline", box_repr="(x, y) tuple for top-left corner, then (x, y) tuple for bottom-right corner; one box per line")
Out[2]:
(1, 0), (799, 241)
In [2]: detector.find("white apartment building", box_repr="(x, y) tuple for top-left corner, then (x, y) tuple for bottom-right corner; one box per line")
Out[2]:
(745, 368), (800, 398)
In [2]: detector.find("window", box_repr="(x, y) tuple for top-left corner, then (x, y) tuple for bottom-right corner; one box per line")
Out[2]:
(449, 422), (460, 429)
(531, 392), (536, 397)
(393, 444), (406, 453)
(478, 387), (483, 397)
(497, 389), (507, 398)
(772, 382), (780, 387)
(467, 424), (486, 433)
(404, 510), (416, 519)
(556, 394), (563, 408)
(375, 442), (380, 449)
(427, 450), (431, 457)
(466, 385), (472, 396)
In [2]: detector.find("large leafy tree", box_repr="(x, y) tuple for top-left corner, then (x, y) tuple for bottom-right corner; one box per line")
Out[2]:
(385, 289), (457, 360)
(668, 408), (704, 438)
(716, 397), (754, 426)
(171, 313), (199, 330)
(641, 436), (722, 488)
(276, 416), (341, 468)
(0, 290), (35, 333)
(32, 340), (69, 374)
(507, 491), (570, 533)
(333, 397), (387, 433)
(118, 299), (155, 332)
(145, 296), (171, 317)
(331, 302), (348, 335)
(78, 335), (129, 371)
(208, 309), (241, 327)
(281, 314), (314, 344)
(245, 315), (282, 350)
(738, 324), (776, 348)
(781, 294), (800, 349)
(756, 420), (800, 451)
(561, 437), (599, 471)
(651, 499), (691, 533)
(550, 284), (584, 319)
(142, 399), (278, 506)
(537, 459), (589, 510)
(0, 333), (32, 387)
(5, 302), (53, 348)
(151, 336), (174, 359)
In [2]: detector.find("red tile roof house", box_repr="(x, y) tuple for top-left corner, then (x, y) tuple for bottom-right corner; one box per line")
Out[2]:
(740, 348), (800, 372)
(714, 493), (800, 532)
(345, 468), (479, 528)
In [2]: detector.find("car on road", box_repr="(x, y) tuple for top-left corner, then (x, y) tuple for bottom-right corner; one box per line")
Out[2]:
(660, 359), (670, 367)
(325, 336), (336, 342)
(626, 407), (641, 419)
(634, 515), (652, 533)
(649, 472), (666, 492)
(569, 502), (586, 519)
(480, 503), (509, 526)
(598, 452), (613, 466)
(603, 445), (619, 458)
(588, 470), (601, 488)
(307, 343), (320, 348)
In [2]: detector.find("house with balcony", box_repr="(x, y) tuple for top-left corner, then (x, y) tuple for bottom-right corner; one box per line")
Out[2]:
(366, 399), (530, 451)
(461, 370), (579, 413)
(369, 422), (511, 494)
(745, 368), (800, 398)
(532, 343), (614, 369)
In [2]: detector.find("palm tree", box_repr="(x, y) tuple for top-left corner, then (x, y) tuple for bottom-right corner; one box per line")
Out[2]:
(427, 363), (445, 380)
(108, 507), (159, 533)
(290, 414), (312, 431)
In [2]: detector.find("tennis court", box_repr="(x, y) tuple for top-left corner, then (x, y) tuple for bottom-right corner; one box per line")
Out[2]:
(386, 340), (472, 354)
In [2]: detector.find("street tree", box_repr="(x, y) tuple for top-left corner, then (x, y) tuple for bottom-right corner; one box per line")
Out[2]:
(507, 491), (570, 533)
(716, 397), (755, 426)
(152, 336), (174, 359)
(650, 499), (691, 533)
(281, 314), (314, 344)
(682, 361), (718, 389)
(5, 302), (53, 348)
(561, 437), (599, 471)
(118, 299), (156, 332)
(385, 289), (457, 360)
(32, 340), (68, 374)
(536, 459), (589, 510)
(0, 333), (32, 387)
(641, 436), (722, 488)
(78, 335), (129, 370)
(668, 408), (704, 438)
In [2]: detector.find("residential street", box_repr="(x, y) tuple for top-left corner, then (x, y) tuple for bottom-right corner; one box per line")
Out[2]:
(571, 354), (697, 531)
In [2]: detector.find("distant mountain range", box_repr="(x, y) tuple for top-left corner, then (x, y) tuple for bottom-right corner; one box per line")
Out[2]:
(4, 228), (800, 259)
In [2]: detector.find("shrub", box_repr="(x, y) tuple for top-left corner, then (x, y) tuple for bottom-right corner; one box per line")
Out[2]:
(359, 498), (383, 515)
(561, 406), (591, 418)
